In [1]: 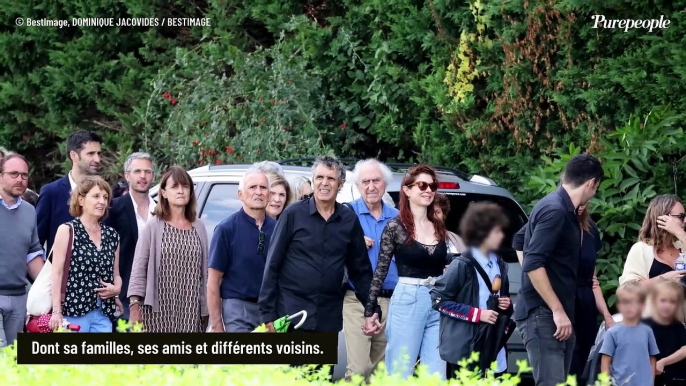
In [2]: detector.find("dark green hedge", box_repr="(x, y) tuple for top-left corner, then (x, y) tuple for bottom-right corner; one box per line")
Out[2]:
(2, 0), (685, 206)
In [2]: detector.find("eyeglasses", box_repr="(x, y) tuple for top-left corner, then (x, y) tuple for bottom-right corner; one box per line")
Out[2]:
(669, 213), (686, 221)
(129, 169), (154, 176)
(1, 171), (30, 180)
(257, 231), (266, 254)
(407, 181), (438, 192)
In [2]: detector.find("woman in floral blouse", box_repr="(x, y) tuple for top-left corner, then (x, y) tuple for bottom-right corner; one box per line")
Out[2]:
(49, 176), (123, 332)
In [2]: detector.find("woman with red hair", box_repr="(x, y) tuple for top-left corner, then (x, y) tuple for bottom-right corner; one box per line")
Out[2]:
(364, 165), (447, 379)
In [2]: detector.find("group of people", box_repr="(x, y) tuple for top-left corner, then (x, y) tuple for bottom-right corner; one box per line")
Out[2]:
(3, 132), (686, 385)
(514, 155), (686, 386)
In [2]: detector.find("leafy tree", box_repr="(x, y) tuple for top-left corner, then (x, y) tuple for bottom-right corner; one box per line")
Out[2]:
(528, 107), (686, 305)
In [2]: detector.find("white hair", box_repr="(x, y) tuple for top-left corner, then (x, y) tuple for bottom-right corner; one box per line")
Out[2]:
(239, 165), (269, 191)
(351, 158), (393, 187)
(289, 175), (312, 199)
(124, 152), (156, 174)
(252, 161), (284, 176)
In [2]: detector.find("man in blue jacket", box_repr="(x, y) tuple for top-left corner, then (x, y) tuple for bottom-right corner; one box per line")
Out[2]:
(36, 130), (102, 253)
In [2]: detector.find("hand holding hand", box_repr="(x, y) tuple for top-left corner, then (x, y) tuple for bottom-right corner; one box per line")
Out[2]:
(553, 309), (572, 341)
(498, 297), (511, 310)
(479, 310), (498, 324)
(95, 279), (120, 299)
(657, 215), (686, 238)
(364, 236), (374, 249)
(362, 314), (381, 335)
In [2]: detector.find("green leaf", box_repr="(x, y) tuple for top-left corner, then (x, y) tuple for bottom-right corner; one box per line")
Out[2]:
(619, 177), (640, 191)
(623, 164), (639, 178)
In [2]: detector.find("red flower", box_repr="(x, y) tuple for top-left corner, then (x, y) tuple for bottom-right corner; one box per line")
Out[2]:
(162, 92), (170, 98)
(215, 159), (222, 165)
(193, 140), (198, 146)
(226, 146), (235, 154)
(209, 149), (217, 155)
(270, 100), (275, 105)
(199, 160), (205, 166)
(201, 149), (206, 156)
(339, 123), (346, 129)
(258, 97), (263, 102)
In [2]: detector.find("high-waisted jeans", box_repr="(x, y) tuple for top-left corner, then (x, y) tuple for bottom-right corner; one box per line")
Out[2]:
(384, 282), (445, 379)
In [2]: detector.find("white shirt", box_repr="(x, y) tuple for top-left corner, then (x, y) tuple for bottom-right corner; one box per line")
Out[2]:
(131, 193), (156, 238)
(68, 171), (77, 191)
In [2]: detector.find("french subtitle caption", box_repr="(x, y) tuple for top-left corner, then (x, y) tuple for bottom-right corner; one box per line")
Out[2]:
(17, 333), (337, 365)
(15, 18), (211, 28)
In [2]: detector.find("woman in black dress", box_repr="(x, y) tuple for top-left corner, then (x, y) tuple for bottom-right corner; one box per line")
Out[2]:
(569, 204), (613, 380)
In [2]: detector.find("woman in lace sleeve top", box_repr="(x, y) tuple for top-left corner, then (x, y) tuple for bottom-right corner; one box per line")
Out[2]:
(364, 165), (449, 380)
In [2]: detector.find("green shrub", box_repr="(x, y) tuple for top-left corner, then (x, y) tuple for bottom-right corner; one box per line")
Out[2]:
(528, 107), (686, 306)
(2, 321), (613, 386)
(1, 341), (612, 386)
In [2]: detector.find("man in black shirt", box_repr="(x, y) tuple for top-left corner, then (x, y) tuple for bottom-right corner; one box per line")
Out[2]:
(259, 156), (381, 338)
(515, 154), (603, 386)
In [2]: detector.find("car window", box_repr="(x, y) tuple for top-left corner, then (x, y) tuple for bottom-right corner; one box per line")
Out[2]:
(388, 192), (527, 263)
(200, 183), (241, 241)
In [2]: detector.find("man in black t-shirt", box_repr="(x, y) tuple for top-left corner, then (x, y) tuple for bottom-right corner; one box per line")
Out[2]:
(515, 154), (603, 386)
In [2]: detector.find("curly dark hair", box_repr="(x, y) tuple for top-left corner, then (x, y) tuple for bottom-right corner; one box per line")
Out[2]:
(460, 202), (509, 247)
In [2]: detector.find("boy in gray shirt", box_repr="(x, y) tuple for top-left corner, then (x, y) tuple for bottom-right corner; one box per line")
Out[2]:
(600, 282), (659, 386)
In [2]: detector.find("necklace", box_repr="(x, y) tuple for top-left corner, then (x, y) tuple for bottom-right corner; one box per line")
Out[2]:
(83, 224), (101, 234)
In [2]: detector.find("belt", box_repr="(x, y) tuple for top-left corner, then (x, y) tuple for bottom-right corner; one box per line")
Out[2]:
(343, 283), (394, 298)
(231, 297), (258, 304)
(397, 276), (436, 286)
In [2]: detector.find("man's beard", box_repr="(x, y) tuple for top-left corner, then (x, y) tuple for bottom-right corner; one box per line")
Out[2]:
(78, 159), (99, 175)
(130, 185), (150, 194)
(1, 186), (22, 199)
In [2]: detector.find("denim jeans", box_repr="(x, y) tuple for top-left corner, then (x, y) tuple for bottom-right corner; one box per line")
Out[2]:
(518, 306), (576, 386)
(0, 294), (27, 348)
(65, 299), (112, 333)
(384, 282), (445, 379)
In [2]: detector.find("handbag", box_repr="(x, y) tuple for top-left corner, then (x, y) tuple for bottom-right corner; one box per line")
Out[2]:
(26, 224), (74, 318)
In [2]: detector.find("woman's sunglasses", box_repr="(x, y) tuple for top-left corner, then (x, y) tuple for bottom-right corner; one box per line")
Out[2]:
(407, 181), (438, 192)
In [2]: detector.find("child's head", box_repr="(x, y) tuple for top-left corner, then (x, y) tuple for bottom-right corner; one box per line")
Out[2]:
(650, 279), (685, 323)
(616, 282), (647, 320)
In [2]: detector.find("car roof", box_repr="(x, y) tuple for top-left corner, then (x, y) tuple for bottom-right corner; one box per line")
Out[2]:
(150, 163), (522, 206)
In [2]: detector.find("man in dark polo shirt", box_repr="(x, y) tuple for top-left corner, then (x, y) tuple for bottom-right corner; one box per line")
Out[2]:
(515, 154), (603, 386)
(207, 166), (276, 332)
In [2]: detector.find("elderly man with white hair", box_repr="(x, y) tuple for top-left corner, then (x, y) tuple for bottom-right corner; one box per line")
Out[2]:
(342, 158), (400, 382)
(207, 164), (275, 332)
